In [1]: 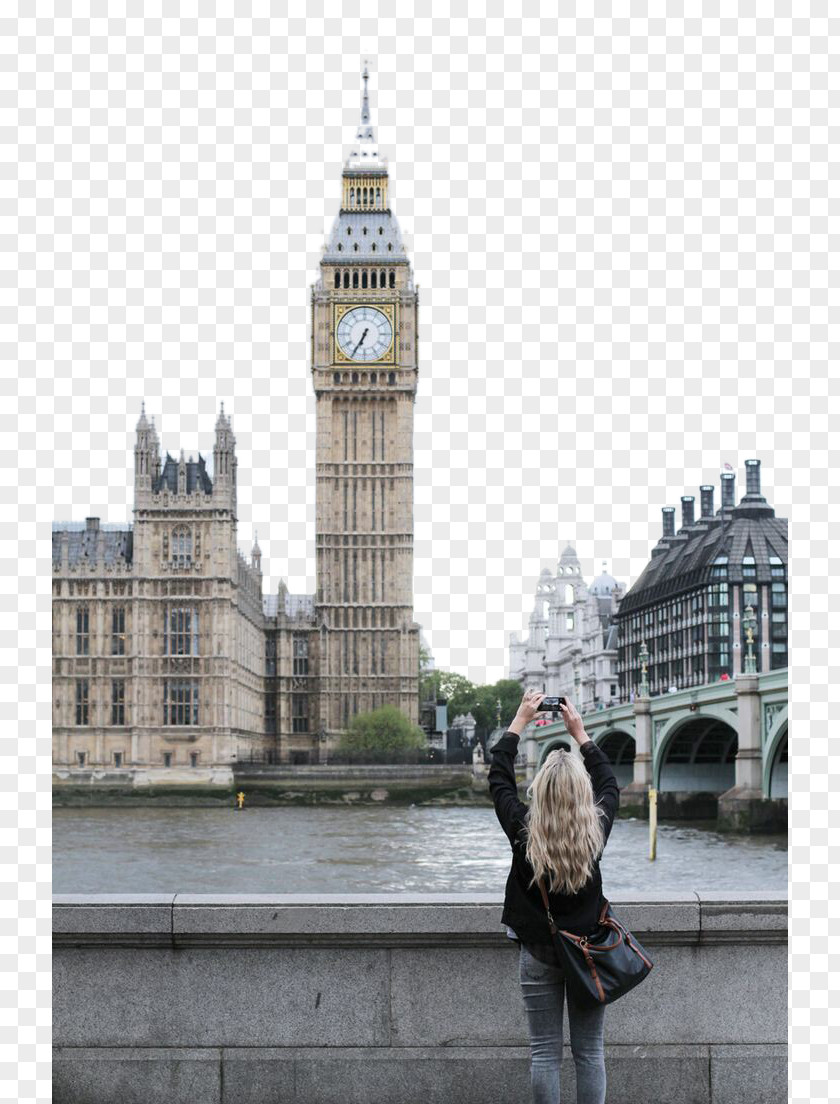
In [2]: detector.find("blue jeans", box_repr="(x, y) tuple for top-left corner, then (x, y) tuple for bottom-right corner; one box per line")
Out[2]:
(519, 943), (607, 1104)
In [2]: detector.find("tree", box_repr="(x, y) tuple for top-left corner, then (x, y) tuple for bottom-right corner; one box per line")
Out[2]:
(337, 704), (427, 755)
(446, 677), (523, 733)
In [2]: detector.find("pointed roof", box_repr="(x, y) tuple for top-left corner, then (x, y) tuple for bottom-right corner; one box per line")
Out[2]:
(215, 402), (230, 431)
(136, 402), (149, 432)
(322, 63), (409, 264)
(345, 61), (387, 171)
(153, 452), (213, 495)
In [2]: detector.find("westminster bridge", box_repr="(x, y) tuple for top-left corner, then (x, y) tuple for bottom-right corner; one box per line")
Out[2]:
(520, 669), (787, 831)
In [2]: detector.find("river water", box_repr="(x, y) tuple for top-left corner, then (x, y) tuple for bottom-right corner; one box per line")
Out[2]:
(52, 806), (787, 895)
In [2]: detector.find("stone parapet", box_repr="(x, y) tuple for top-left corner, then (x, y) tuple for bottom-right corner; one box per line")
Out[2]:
(53, 892), (787, 1103)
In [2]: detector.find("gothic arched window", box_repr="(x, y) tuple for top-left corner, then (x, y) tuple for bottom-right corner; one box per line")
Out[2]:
(371, 243), (376, 252)
(171, 527), (192, 568)
(380, 269), (385, 285)
(376, 187), (381, 204)
(353, 271), (359, 288)
(343, 271), (349, 288)
(334, 272), (340, 288)
(371, 270), (377, 287)
(349, 188), (355, 206)
(362, 271), (368, 288)
(389, 270), (395, 287)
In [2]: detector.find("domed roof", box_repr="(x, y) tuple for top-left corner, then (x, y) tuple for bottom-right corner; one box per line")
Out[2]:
(589, 563), (619, 596)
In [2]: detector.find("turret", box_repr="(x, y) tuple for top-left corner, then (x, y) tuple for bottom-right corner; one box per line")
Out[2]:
(134, 402), (157, 493)
(213, 403), (237, 513)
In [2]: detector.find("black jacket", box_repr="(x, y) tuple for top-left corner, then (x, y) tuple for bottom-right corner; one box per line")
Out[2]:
(488, 730), (620, 961)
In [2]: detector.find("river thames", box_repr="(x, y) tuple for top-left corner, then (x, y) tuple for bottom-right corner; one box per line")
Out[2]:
(52, 805), (787, 895)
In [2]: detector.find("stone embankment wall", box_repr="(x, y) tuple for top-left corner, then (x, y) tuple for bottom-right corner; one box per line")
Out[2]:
(52, 764), (491, 806)
(53, 892), (786, 1104)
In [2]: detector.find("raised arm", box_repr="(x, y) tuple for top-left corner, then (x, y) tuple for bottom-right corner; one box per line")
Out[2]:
(558, 697), (620, 846)
(488, 730), (529, 849)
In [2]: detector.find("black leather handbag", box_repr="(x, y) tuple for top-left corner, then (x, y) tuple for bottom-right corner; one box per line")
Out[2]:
(538, 879), (654, 1006)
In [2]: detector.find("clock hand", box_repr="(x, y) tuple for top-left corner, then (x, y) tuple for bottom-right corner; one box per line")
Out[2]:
(351, 328), (369, 358)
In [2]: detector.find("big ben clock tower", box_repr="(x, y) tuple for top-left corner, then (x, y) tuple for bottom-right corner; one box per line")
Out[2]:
(311, 63), (420, 746)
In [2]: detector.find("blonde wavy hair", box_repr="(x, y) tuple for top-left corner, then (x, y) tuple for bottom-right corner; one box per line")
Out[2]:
(522, 748), (606, 895)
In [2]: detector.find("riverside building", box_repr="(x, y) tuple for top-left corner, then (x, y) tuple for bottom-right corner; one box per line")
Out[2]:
(52, 67), (422, 772)
(507, 547), (626, 712)
(617, 459), (788, 700)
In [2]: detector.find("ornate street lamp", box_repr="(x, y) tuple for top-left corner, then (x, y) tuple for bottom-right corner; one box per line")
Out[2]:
(639, 640), (650, 698)
(743, 604), (758, 674)
(496, 697), (502, 729)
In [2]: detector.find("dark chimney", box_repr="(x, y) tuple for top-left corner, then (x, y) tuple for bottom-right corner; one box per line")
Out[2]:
(745, 458), (761, 495)
(85, 517), (100, 532)
(662, 506), (675, 537)
(680, 496), (695, 530)
(700, 485), (715, 518)
(721, 472), (735, 509)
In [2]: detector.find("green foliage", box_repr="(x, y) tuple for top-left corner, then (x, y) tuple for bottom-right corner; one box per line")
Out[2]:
(338, 704), (427, 752)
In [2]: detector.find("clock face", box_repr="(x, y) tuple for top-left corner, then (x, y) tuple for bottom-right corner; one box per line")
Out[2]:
(336, 306), (393, 362)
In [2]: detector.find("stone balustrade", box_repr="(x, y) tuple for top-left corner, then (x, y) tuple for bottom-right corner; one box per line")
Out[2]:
(53, 892), (786, 1103)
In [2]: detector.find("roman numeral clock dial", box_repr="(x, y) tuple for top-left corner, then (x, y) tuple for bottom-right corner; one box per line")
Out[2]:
(335, 306), (393, 363)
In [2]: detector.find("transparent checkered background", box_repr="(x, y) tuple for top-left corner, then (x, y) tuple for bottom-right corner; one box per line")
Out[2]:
(4, 4), (836, 1100)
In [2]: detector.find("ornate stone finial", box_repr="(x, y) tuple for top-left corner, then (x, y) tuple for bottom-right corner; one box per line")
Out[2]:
(136, 401), (148, 431)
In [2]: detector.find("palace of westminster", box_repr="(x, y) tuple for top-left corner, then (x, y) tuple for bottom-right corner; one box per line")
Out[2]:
(52, 71), (788, 773)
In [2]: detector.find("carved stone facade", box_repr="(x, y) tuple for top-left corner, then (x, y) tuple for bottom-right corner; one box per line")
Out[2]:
(52, 407), (270, 770)
(52, 69), (421, 770)
(508, 546), (626, 712)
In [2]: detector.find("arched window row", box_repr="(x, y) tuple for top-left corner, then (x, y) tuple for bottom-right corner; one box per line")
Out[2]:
(333, 269), (397, 290)
(333, 370), (398, 385)
(348, 185), (382, 208)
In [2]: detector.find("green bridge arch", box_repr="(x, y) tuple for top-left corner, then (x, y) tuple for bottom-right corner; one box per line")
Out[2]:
(652, 707), (739, 791)
(763, 707), (788, 800)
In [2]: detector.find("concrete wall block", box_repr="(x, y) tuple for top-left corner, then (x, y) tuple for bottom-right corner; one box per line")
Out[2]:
(290, 1047), (531, 1104)
(172, 895), (512, 937)
(390, 946), (526, 1046)
(696, 891), (788, 932)
(710, 1044), (787, 1104)
(54, 946), (390, 1048)
(389, 941), (784, 1047)
(53, 1047), (221, 1104)
(606, 892), (699, 933)
(610, 943), (785, 1045)
(53, 895), (175, 935)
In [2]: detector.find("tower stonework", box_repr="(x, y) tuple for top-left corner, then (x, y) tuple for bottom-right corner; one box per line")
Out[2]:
(53, 68), (426, 777)
(311, 64), (420, 741)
